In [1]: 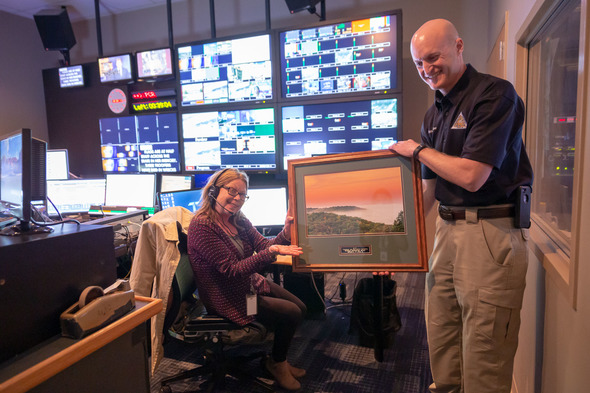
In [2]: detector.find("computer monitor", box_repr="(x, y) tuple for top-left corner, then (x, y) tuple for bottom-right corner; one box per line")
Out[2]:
(58, 64), (84, 88)
(160, 174), (193, 192)
(46, 149), (69, 180)
(136, 47), (174, 82)
(240, 186), (288, 228)
(182, 107), (277, 172)
(104, 173), (156, 214)
(194, 173), (211, 189)
(158, 189), (203, 213)
(0, 128), (50, 235)
(99, 112), (181, 173)
(98, 53), (134, 84)
(281, 97), (399, 170)
(47, 179), (106, 216)
(177, 32), (273, 107)
(278, 10), (402, 100)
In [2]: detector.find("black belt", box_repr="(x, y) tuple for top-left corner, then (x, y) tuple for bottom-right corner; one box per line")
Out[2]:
(438, 205), (515, 221)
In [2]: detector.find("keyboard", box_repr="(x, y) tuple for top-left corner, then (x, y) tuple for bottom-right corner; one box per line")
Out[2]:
(0, 214), (18, 228)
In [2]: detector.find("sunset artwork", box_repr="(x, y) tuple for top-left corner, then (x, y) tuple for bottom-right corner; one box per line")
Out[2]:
(304, 167), (405, 237)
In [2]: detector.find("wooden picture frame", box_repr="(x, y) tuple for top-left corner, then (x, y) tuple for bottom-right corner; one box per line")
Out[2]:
(287, 150), (427, 272)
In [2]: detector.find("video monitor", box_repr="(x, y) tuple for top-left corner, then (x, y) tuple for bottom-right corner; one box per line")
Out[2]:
(0, 128), (48, 235)
(46, 179), (106, 216)
(177, 33), (273, 106)
(46, 149), (69, 180)
(98, 53), (134, 84)
(158, 189), (203, 212)
(104, 173), (156, 212)
(281, 97), (399, 170)
(99, 112), (181, 173)
(136, 47), (174, 81)
(58, 65), (84, 88)
(160, 173), (193, 192)
(194, 173), (211, 188)
(182, 107), (277, 172)
(279, 11), (402, 100)
(240, 186), (288, 227)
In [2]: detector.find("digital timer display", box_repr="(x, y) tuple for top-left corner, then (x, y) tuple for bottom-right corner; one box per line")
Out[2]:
(131, 99), (177, 112)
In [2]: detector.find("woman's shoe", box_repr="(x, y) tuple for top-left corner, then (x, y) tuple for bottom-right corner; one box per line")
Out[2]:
(265, 358), (301, 391)
(288, 363), (306, 379)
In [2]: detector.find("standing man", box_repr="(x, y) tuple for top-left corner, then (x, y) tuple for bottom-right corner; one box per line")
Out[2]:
(389, 19), (533, 393)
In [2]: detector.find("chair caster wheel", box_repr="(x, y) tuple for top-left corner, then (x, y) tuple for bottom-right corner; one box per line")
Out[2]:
(160, 385), (172, 393)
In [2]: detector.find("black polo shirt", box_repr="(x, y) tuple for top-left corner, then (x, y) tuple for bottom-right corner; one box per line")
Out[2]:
(420, 64), (533, 206)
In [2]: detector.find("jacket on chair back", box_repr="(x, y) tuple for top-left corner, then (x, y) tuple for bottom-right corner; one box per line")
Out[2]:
(129, 206), (194, 375)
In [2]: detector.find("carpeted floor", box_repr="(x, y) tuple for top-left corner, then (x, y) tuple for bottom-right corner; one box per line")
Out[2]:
(150, 271), (432, 393)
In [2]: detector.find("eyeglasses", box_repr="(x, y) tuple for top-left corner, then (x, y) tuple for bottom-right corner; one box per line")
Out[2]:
(222, 186), (249, 201)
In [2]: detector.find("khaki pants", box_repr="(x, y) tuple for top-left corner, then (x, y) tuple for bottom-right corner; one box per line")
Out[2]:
(426, 213), (529, 393)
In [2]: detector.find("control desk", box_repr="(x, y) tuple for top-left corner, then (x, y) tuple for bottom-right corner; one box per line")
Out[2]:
(0, 223), (118, 364)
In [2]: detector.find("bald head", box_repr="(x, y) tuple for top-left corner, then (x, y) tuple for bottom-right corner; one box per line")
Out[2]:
(410, 19), (466, 95)
(411, 19), (460, 52)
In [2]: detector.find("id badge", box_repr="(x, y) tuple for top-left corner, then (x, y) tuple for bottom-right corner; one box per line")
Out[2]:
(246, 294), (257, 316)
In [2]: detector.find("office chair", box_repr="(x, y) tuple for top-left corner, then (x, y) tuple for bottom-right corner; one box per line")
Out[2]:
(159, 221), (274, 393)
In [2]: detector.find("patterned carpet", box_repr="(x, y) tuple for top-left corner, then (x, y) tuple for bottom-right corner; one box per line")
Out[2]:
(150, 272), (432, 393)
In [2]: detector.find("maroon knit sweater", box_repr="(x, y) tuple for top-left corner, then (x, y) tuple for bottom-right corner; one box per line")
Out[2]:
(187, 215), (290, 326)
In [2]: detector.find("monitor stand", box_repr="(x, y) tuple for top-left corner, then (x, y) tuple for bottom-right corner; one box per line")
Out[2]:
(0, 221), (54, 236)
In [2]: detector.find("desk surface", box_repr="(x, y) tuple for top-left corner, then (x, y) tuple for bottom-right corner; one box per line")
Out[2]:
(0, 296), (162, 393)
(0, 222), (108, 247)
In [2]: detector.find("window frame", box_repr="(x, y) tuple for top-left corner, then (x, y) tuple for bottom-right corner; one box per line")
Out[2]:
(516, 0), (588, 308)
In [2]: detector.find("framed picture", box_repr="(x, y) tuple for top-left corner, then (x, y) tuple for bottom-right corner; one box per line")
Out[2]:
(287, 150), (427, 272)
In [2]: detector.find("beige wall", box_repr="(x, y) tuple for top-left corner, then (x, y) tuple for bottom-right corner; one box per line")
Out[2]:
(0, 11), (59, 141)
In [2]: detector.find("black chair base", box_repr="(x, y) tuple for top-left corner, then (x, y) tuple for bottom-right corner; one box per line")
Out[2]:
(160, 349), (275, 393)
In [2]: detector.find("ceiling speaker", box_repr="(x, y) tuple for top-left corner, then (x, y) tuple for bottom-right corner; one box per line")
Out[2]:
(34, 8), (76, 51)
(284, 0), (322, 14)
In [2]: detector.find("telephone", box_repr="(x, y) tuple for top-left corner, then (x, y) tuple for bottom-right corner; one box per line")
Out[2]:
(60, 279), (135, 339)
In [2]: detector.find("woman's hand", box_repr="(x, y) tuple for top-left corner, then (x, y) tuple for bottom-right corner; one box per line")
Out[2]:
(269, 244), (303, 256)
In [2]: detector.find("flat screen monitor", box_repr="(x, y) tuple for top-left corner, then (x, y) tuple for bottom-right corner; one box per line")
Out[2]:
(160, 174), (193, 192)
(98, 53), (134, 84)
(278, 11), (402, 100)
(46, 149), (69, 180)
(281, 97), (399, 170)
(240, 186), (288, 227)
(104, 173), (156, 213)
(194, 173), (210, 188)
(99, 112), (181, 173)
(177, 33), (273, 106)
(58, 65), (84, 88)
(0, 128), (48, 235)
(46, 179), (106, 216)
(158, 189), (203, 213)
(182, 107), (277, 172)
(136, 47), (174, 81)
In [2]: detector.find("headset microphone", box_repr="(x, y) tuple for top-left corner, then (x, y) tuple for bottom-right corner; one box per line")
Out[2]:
(212, 195), (235, 215)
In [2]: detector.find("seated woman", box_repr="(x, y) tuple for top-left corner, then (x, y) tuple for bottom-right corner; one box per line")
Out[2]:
(188, 168), (307, 391)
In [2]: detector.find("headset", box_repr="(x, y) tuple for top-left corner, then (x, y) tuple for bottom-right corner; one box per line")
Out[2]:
(207, 168), (231, 201)
(207, 168), (235, 215)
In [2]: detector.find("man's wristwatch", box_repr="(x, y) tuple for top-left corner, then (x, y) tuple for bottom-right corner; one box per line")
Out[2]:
(413, 144), (427, 161)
